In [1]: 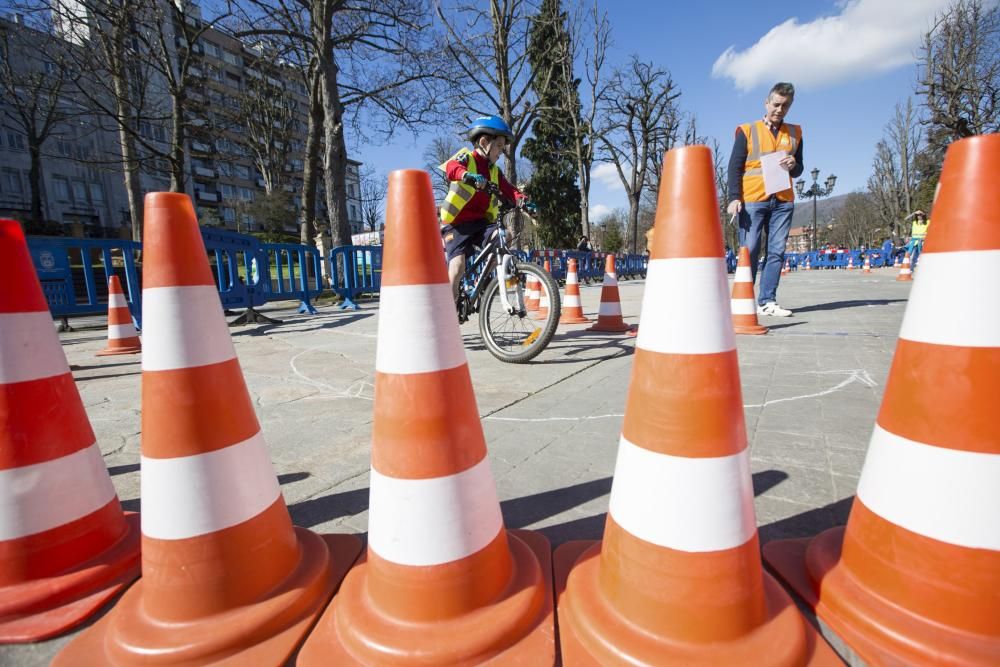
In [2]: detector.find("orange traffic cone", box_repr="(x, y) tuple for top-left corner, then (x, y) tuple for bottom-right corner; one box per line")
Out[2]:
(587, 254), (633, 333)
(847, 256), (855, 270)
(533, 259), (552, 320)
(732, 246), (768, 335)
(894, 254), (901, 268)
(560, 258), (590, 324)
(54, 194), (361, 665)
(298, 170), (554, 664)
(0, 218), (140, 643)
(764, 134), (1000, 665)
(862, 255), (871, 273)
(895, 252), (913, 281)
(96, 275), (141, 356)
(525, 273), (540, 313)
(554, 146), (838, 665)
(805, 257), (812, 270)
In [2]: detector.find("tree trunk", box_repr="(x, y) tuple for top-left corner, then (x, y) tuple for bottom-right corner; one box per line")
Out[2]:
(628, 195), (640, 254)
(28, 144), (44, 226)
(169, 93), (186, 193)
(300, 70), (323, 246)
(320, 59), (350, 246)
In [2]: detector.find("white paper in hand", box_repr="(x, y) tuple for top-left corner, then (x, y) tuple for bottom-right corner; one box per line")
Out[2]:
(760, 152), (791, 196)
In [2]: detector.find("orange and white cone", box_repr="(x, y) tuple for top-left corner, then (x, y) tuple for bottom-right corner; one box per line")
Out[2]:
(896, 252), (913, 281)
(525, 273), (540, 313)
(847, 256), (855, 270)
(560, 258), (590, 324)
(731, 246), (768, 335)
(862, 256), (871, 273)
(554, 146), (838, 665)
(0, 218), (140, 643)
(533, 259), (552, 320)
(587, 254), (633, 333)
(54, 194), (361, 665)
(298, 170), (554, 664)
(763, 133), (1000, 665)
(96, 275), (141, 356)
(894, 254), (901, 268)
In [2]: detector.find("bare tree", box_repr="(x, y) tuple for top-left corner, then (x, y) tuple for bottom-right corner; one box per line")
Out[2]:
(827, 192), (880, 249)
(359, 166), (386, 231)
(868, 139), (903, 242)
(598, 56), (681, 254)
(422, 132), (459, 202)
(232, 0), (447, 246)
(917, 0), (1000, 145)
(553, 0), (610, 237)
(0, 18), (76, 226)
(437, 0), (550, 186)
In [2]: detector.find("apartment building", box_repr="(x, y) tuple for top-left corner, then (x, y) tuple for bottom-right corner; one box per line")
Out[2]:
(2, 3), (364, 239)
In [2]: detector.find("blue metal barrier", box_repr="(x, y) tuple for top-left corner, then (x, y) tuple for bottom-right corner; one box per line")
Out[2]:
(329, 245), (383, 310)
(26, 236), (142, 330)
(259, 242), (324, 314)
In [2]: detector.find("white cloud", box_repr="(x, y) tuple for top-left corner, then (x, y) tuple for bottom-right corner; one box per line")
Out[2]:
(712, 0), (953, 92)
(591, 163), (623, 191)
(589, 204), (613, 221)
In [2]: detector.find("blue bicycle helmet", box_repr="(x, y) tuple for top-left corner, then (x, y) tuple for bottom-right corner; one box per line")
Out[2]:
(467, 115), (513, 142)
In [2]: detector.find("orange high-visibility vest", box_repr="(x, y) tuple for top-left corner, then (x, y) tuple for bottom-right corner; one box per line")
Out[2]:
(739, 120), (802, 203)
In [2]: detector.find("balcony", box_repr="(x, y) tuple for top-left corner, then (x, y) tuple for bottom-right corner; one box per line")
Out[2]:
(194, 166), (215, 178)
(191, 141), (212, 153)
(195, 190), (218, 202)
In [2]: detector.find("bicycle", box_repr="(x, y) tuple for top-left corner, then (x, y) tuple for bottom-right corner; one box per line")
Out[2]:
(453, 182), (561, 363)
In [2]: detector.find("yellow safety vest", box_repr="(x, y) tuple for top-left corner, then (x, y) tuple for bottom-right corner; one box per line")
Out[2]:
(739, 120), (802, 203)
(911, 219), (930, 240)
(439, 148), (500, 225)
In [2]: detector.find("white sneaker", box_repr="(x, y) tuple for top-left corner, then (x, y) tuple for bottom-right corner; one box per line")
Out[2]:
(757, 302), (792, 317)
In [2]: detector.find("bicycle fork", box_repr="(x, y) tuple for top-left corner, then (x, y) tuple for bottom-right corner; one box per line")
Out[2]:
(498, 255), (523, 315)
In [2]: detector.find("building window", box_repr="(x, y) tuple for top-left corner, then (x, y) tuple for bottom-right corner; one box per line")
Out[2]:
(204, 41), (222, 58)
(349, 204), (357, 221)
(242, 213), (255, 229)
(234, 164), (250, 180)
(1, 169), (23, 194)
(238, 187), (253, 202)
(223, 50), (241, 66)
(89, 182), (105, 202)
(6, 131), (26, 151)
(72, 180), (88, 203)
(217, 162), (232, 177)
(221, 206), (236, 223)
(53, 176), (70, 201)
(219, 183), (235, 200)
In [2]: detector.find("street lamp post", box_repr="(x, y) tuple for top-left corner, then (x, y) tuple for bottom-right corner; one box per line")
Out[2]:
(795, 168), (837, 252)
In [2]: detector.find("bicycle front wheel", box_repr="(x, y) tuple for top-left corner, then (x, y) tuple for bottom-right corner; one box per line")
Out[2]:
(478, 262), (561, 363)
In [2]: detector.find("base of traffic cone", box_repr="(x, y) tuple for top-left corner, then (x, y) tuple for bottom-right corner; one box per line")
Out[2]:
(764, 527), (997, 665)
(895, 274), (912, 282)
(555, 540), (842, 666)
(298, 529), (555, 665)
(53, 531), (361, 665)
(734, 323), (769, 335)
(587, 320), (633, 333)
(0, 513), (141, 643)
(95, 343), (142, 357)
(559, 313), (591, 324)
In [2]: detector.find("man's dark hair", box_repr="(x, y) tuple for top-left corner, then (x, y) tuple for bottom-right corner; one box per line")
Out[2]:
(768, 82), (795, 100)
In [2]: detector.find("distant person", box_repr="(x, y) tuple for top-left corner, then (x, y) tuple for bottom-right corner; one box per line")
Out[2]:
(577, 235), (592, 252)
(727, 81), (805, 317)
(881, 237), (894, 267)
(905, 210), (930, 267)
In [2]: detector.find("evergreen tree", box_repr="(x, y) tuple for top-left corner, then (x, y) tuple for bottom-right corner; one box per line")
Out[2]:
(522, 0), (581, 249)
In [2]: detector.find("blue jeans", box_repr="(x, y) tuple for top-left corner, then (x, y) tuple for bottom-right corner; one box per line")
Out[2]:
(738, 199), (794, 305)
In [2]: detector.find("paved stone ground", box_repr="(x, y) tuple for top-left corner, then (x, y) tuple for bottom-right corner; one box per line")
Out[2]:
(3, 267), (913, 665)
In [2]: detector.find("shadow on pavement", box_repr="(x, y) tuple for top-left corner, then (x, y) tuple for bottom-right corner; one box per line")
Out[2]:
(793, 299), (906, 314)
(108, 463), (140, 476)
(288, 486), (369, 528)
(758, 496), (853, 545)
(232, 311), (374, 337)
(763, 321), (808, 331)
(75, 370), (142, 382)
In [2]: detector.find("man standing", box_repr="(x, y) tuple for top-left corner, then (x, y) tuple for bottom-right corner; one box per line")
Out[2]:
(727, 82), (804, 317)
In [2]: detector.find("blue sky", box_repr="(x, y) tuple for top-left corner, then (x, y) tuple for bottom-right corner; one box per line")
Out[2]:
(359, 0), (960, 219)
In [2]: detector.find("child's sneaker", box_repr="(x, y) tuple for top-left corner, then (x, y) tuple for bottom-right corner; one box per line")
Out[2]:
(757, 302), (792, 317)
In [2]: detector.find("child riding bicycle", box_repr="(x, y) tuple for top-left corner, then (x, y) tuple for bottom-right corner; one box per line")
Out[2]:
(439, 115), (534, 302)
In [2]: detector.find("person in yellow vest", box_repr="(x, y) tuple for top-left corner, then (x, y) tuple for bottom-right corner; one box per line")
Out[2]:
(905, 209), (930, 266)
(439, 115), (530, 307)
(726, 82), (804, 317)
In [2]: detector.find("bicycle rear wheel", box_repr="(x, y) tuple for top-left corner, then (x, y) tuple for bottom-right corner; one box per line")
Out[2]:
(478, 262), (561, 363)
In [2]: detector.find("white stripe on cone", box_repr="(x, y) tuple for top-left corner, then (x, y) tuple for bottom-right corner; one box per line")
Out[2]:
(368, 456), (504, 566)
(0, 311), (71, 384)
(898, 250), (1000, 347)
(564, 295), (582, 308)
(567, 273), (579, 285)
(107, 323), (138, 340)
(376, 284), (466, 375)
(735, 267), (752, 282)
(608, 437), (756, 552)
(109, 293), (129, 308)
(858, 425), (1000, 550)
(0, 444), (117, 540)
(142, 285), (236, 371)
(598, 301), (622, 317)
(140, 431), (282, 540)
(730, 299), (756, 315)
(637, 258), (735, 355)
